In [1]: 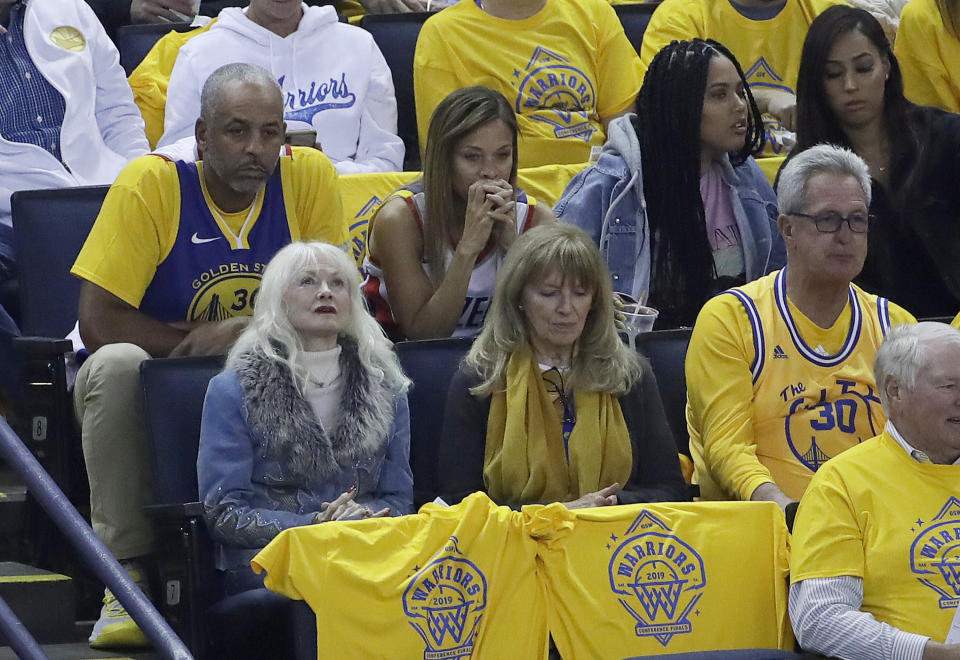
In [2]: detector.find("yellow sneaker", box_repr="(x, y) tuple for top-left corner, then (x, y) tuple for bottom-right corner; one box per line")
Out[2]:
(88, 564), (152, 650)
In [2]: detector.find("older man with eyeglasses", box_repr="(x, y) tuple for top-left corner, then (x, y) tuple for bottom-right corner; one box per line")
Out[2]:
(685, 143), (915, 521)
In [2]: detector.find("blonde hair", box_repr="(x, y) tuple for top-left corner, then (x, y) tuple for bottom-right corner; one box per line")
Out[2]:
(228, 242), (410, 394)
(467, 223), (642, 396)
(421, 86), (519, 286)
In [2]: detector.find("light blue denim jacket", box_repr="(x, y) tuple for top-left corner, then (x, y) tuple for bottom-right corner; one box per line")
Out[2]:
(554, 114), (785, 303)
(198, 364), (413, 572)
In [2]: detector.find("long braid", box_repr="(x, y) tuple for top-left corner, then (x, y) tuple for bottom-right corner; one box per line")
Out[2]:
(636, 39), (763, 324)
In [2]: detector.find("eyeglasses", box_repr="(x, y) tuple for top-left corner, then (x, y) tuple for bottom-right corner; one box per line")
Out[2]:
(788, 211), (872, 234)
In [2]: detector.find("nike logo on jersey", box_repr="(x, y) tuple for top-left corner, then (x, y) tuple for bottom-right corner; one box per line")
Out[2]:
(191, 233), (222, 245)
(773, 345), (788, 359)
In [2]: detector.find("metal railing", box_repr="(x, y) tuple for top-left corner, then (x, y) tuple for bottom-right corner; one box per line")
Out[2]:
(0, 414), (192, 659)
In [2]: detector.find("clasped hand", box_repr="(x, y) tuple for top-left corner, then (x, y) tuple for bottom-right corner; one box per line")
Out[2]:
(315, 487), (391, 523)
(457, 179), (517, 259)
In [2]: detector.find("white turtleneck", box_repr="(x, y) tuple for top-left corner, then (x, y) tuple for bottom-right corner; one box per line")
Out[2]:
(299, 345), (343, 431)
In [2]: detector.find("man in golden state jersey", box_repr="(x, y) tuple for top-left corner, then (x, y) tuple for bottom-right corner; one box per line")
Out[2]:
(686, 144), (914, 516)
(790, 322), (960, 660)
(71, 62), (346, 649)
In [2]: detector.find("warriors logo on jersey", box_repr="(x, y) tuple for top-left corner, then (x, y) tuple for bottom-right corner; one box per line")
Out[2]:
(513, 46), (597, 143)
(911, 497), (960, 609)
(188, 263), (265, 321)
(607, 510), (706, 647)
(403, 536), (488, 660)
(742, 57), (793, 155)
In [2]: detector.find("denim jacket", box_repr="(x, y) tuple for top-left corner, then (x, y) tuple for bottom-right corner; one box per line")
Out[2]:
(554, 114), (785, 304)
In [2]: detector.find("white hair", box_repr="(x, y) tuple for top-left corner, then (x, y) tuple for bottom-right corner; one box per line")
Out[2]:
(227, 242), (410, 394)
(874, 322), (960, 414)
(778, 144), (872, 214)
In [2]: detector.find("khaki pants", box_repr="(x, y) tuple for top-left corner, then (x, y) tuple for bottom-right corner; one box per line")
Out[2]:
(74, 343), (154, 560)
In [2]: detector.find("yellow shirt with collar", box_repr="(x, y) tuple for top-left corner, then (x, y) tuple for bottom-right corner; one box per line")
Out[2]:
(791, 431), (960, 641)
(686, 269), (915, 502)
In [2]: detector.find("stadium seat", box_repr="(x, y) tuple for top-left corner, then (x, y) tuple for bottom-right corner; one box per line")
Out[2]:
(395, 337), (473, 507)
(12, 186), (108, 341)
(115, 22), (195, 76)
(613, 2), (660, 57)
(359, 12), (432, 171)
(635, 328), (692, 460)
(140, 355), (315, 659)
(10, 186), (109, 503)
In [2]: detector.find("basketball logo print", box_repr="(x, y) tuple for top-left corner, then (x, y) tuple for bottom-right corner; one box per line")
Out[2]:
(403, 536), (487, 660)
(784, 378), (880, 472)
(911, 497), (960, 609)
(189, 269), (262, 322)
(608, 510), (706, 647)
(513, 46), (597, 142)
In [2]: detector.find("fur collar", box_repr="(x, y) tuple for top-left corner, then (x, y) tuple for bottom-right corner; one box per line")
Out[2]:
(234, 337), (395, 484)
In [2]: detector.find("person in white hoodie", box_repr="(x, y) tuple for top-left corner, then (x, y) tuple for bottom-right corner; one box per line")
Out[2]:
(157, 0), (404, 174)
(0, 0), (149, 282)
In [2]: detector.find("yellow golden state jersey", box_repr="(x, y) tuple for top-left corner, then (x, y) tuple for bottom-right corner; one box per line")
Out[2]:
(792, 432), (960, 641)
(690, 269), (913, 501)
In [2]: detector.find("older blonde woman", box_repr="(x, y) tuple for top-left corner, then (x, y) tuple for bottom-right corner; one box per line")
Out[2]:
(438, 223), (686, 508)
(198, 241), (413, 596)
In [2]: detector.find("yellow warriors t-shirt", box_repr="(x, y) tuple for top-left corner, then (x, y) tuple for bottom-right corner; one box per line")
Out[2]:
(792, 431), (960, 641)
(413, 0), (642, 168)
(253, 492), (549, 659)
(687, 269), (915, 501)
(531, 500), (791, 656)
(254, 494), (791, 658)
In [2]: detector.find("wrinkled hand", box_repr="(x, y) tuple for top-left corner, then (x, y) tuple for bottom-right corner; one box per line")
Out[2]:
(564, 483), (620, 510)
(754, 88), (797, 133)
(130, 0), (196, 23)
(358, 0), (431, 13)
(168, 317), (250, 357)
(315, 488), (391, 522)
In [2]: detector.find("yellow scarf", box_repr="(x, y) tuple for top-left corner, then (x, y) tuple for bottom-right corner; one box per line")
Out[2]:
(483, 349), (632, 504)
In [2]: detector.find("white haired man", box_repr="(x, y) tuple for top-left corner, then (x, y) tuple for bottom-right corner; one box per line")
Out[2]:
(790, 321), (960, 660)
(686, 144), (915, 514)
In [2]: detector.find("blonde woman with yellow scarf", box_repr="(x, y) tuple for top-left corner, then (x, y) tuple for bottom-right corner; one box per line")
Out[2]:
(438, 223), (686, 508)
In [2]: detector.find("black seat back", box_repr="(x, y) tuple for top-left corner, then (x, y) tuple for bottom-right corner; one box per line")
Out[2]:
(115, 22), (195, 75)
(360, 12), (432, 171)
(11, 186), (109, 339)
(140, 356), (225, 507)
(614, 2), (660, 57)
(395, 337), (473, 506)
(635, 328), (692, 456)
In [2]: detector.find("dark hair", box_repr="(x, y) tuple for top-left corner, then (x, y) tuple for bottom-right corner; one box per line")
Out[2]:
(421, 86), (519, 285)
(794, 5), (918, 203)
(635, 38), (763, 323)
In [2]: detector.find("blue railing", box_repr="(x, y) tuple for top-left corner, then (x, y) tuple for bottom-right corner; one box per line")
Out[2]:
(0, 414), (192, 660)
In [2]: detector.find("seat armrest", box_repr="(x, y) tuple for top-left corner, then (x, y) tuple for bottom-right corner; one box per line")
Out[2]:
(12, 337), (74, 358)
(144, 501), (204, 520)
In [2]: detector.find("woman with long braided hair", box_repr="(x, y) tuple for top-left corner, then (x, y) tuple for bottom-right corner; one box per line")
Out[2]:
(556, 38), (785, 327)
